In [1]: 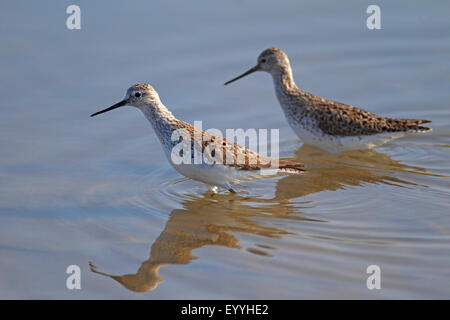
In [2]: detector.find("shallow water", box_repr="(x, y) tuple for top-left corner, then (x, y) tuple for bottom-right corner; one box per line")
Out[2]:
(0, 1), (449, 299)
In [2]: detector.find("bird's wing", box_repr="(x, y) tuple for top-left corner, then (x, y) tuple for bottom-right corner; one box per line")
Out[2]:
(311, 100), (431, 136)
(181, 123), (304, 172)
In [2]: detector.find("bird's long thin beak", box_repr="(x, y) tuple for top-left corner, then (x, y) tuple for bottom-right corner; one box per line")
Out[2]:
(224, 65), (260, 85)
(90, 99), (128, 117)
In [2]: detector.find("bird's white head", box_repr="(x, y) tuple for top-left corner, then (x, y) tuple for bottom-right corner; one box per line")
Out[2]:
(125, 84), (161, 108)
(224, 48), (291, 85)
(90, 83), (161, 117)
(257, 48), (290, 73)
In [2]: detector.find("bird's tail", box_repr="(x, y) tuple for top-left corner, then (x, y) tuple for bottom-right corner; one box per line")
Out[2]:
(278, 160), (306, 174)
(405, 119), (432, 132)
(389, 118), (432, 133)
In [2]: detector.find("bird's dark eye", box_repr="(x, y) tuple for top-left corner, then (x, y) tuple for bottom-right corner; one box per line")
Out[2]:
(134, 92), (141, 98)
(261, 58), (267, 63)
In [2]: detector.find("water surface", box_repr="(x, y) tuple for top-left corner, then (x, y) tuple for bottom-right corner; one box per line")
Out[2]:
(0, 0), (449, 299)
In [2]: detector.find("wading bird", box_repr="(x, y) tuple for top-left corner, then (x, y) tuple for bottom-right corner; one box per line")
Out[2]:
(91, 84), (304, 192)
(225, 48), (431, 153)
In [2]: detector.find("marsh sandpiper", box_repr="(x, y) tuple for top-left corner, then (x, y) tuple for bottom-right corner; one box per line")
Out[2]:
(225, 48), (431, 153)
(91, 84), (304, 193)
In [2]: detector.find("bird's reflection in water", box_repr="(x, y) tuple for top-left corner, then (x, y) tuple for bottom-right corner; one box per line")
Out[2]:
(89, 191), (320, 292)
(275, 144), (427, 199)
(90, 144), (427, 293)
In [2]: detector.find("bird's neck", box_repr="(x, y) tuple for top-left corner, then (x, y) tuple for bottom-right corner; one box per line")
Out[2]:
(139, 100), (179, 145)
(271, 65), (302, 105)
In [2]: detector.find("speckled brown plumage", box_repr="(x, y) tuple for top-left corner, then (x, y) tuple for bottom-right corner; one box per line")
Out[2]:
(172, 120), (305, 173)
(283, 89), (431, 137)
